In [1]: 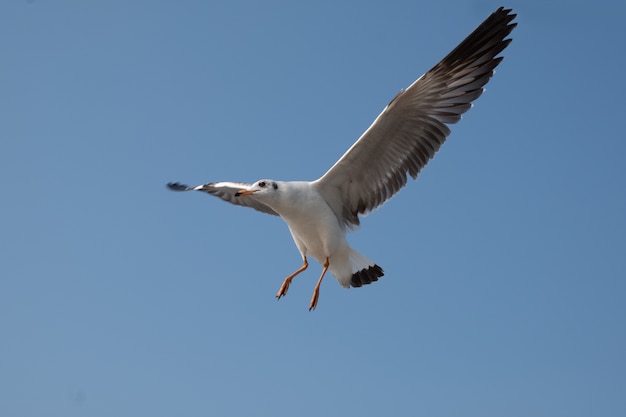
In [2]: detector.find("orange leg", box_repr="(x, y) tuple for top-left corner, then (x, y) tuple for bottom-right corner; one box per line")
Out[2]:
(276, 257), (308, 299)
(309, 257), (329, 311)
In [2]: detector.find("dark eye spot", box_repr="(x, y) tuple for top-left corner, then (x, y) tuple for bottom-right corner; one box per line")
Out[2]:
(258, 181), (266, 187)
(272, 182), (278, 190)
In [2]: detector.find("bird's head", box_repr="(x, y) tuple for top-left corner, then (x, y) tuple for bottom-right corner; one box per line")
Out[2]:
(235, 179), (279, 198)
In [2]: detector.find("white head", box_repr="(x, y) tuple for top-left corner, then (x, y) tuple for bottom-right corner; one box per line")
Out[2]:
(235, 179), (280, 199)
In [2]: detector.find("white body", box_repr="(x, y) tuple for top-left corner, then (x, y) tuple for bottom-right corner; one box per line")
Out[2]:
(258, 181), (374, 288)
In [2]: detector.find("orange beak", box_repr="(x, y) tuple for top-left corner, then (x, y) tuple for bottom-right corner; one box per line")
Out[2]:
(235, 189), (256, 197)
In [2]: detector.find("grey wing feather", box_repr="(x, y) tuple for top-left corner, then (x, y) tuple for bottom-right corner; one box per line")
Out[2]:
(167, 181), (279, 216)
(314, 7), (516, 228)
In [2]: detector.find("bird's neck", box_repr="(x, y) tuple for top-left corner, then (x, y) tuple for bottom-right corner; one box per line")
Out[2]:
(265, 181), (312, 216)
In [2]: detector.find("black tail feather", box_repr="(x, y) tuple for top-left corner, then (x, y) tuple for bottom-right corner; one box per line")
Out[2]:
(351, 265), (384, 288)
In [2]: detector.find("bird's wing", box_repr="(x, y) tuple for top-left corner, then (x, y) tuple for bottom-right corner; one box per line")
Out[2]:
(167, 181), (279, 216)
(314, 7), (516, 228)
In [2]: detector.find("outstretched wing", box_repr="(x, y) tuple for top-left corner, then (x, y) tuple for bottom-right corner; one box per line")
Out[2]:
(314, 7), (516, 228)
(167, 182), (279, 216)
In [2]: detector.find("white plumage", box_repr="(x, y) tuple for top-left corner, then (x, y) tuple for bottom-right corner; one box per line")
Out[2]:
(168, 7), (517, 310)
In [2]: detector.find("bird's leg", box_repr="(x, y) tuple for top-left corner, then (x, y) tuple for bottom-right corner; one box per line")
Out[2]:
(309, 257), (329, 311)
(276, 257), (308, 300)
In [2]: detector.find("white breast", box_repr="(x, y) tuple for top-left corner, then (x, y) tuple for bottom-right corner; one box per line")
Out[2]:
(272, 182), (347, 263)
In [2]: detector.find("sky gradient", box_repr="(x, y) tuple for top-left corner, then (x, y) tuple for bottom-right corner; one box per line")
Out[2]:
(2, 1), (625, 416)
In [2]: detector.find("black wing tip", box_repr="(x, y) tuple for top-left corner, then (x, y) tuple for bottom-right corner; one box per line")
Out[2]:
(351, 264), (384, 288)
(495, 6), (516, 20)
(435, 5), (517, 76)
(494, 6), (518, 32)
(167, 182), (192, 191)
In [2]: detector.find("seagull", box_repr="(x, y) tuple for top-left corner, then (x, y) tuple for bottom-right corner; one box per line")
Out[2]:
(168, 7), (516, 310)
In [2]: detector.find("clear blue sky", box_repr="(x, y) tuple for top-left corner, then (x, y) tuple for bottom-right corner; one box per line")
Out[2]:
(2, 1), (625, 416)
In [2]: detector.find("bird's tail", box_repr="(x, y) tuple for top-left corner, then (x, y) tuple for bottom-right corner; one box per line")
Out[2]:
(348, 249), (384, 288)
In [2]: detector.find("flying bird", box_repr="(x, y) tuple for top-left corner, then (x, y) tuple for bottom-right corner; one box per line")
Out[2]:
(168, 7), (517, 310)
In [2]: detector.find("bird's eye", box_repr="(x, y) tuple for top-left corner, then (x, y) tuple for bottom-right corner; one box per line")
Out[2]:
(258, 181), (266, 187)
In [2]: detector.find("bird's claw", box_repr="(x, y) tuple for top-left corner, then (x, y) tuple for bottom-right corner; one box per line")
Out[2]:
(309, 289), (320, 311)
(276, 281), (290, 300)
